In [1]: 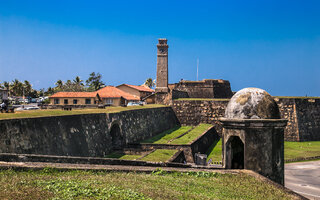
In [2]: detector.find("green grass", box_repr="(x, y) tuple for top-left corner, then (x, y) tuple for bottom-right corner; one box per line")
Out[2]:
(284, 141), (320, 160)
(206, 139), (320, 164)
(0, 168), (299, 199)
(206, 139), (222, 163)
(274, 96), (320, 99)
(171, 124), (213, 145)
(141, 126), (192, 144)
(105, 152), (143, 160)
(140, 149), (178, 162)
(0, 104), (166, 120)
(175, 98), (230, 101)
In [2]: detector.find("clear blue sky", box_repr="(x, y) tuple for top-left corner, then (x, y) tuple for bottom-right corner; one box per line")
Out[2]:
(0, 0), (319, 96)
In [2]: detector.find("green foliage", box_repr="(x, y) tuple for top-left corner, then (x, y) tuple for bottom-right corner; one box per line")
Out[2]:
(86, 72), (105, 91)
(171, 124), (213, 145)
(144, 78), (155, 88)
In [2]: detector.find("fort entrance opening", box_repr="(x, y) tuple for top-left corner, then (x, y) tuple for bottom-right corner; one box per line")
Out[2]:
(226, 136), (244, 169)
(110, 123), (123, 150)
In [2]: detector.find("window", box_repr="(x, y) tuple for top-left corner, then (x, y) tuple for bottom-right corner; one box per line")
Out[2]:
(85, 99), (91, 104)
(73, 99), (78, 104)
(64, 99), (68, 105)
(105, 98), (113, 105)
(54, 99), (60, 104)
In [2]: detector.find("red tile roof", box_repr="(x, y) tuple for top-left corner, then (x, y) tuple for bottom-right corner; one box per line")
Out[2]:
(50, 92), (99, 98)
(97, 86), (139, 101)
(117, 84), (154, 92)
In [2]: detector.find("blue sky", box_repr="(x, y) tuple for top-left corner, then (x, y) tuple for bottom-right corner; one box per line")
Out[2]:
(0, 0), (319, 96)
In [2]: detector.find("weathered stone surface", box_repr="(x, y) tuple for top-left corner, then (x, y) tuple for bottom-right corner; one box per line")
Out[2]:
(221, 87), (286, 185)
(225, 88), (280, 119)
(155, 38), (169, 93)
(173, 97), (320, 141)
(0, 114), (111, 157)
(0, 107), (178, 157)
(171, 79), (233, 99)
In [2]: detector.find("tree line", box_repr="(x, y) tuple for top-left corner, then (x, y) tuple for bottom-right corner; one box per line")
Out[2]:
(0, 72), (105, 98)
(0, 72), (155, 98)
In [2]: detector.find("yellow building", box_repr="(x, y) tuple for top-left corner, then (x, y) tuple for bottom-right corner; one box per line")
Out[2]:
(49, 92), (101, 106)
(116, 84), (154, 100)
(97, 86), (139, 106)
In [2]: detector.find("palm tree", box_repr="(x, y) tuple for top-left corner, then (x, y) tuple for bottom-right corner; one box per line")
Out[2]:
(23, 80), (32, 97)
(144, 78), (155, 88)
(11, 79), (24, 96)
(73, 76), (84, 86)
(55, 80), (63, 89)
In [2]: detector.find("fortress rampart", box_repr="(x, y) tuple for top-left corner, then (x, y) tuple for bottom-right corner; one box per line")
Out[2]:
(0, 107), (178, 156)
(172, 97), (320, 141)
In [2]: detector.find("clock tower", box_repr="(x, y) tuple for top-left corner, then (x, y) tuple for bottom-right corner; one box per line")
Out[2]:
(155, 38), (169, 93)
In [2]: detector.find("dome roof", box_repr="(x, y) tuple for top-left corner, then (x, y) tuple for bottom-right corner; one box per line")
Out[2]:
(225, 88), (280, 119)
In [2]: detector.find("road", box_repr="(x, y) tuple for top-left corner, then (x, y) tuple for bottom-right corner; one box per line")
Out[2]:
(285, 160), (320, 200)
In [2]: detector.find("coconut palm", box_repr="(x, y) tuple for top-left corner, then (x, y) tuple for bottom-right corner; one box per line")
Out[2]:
(144, 78), (155, 88)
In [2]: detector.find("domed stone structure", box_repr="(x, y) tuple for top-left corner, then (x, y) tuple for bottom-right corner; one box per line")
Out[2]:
(220, 88), (287, 185)
(225, 88), (280, 119)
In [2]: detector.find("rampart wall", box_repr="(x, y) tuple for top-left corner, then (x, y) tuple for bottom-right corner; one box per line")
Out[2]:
(172, 98), (320, 141)
(0, 107), (178, 156)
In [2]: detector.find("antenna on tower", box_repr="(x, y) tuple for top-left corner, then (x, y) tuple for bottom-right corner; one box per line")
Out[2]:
(197, 58), (199, 81)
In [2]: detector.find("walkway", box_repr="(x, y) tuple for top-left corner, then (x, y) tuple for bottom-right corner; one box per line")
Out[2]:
(285, 160), (320, 200)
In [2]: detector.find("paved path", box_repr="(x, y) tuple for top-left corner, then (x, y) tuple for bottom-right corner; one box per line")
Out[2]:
(285, 161), (320, 200)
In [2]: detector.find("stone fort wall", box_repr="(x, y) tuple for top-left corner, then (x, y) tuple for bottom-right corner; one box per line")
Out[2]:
(0, 107), (178, 156)
(172, 98), (320, 141)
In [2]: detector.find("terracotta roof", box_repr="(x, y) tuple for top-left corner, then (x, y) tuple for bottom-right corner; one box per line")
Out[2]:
(97, 86), (139, 101)
(50, 92), (98, 98)
(117, 84), (154, 92)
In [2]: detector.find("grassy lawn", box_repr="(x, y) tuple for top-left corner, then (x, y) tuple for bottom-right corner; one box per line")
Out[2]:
(175, 98), (230, 101)
(0, 104), (166, 120)
(171, 124), (213, 145)
(284, 141), (320, 160)
(274, 96), (320, 99)
(141, 126), (192, 144)
(206, 139), (320, 163)
(206, 139), (223, 163)
(140, 149), (178, 162)
(104, 152), (143, 160)
(0, 169), (298, 199)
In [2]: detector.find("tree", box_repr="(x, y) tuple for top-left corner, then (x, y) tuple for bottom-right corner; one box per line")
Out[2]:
(23, 80), (32, 97)
(11, 79), (24, 96)
(45, 87), (55, 96)
(55, 80), (64, 90)
(86, 72), (105, 91)
(73, 76), (84, 86)
(144, 78), (155, 88)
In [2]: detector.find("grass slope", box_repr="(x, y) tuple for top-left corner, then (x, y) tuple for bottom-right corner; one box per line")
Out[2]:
(206, 139), (223, 163)
(0, 169), (298, 199)
(171, 124), (212, 145)
(0, 104), (166, 120)
(140, 149), (178, 162)
(141, 126), (192, 144)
